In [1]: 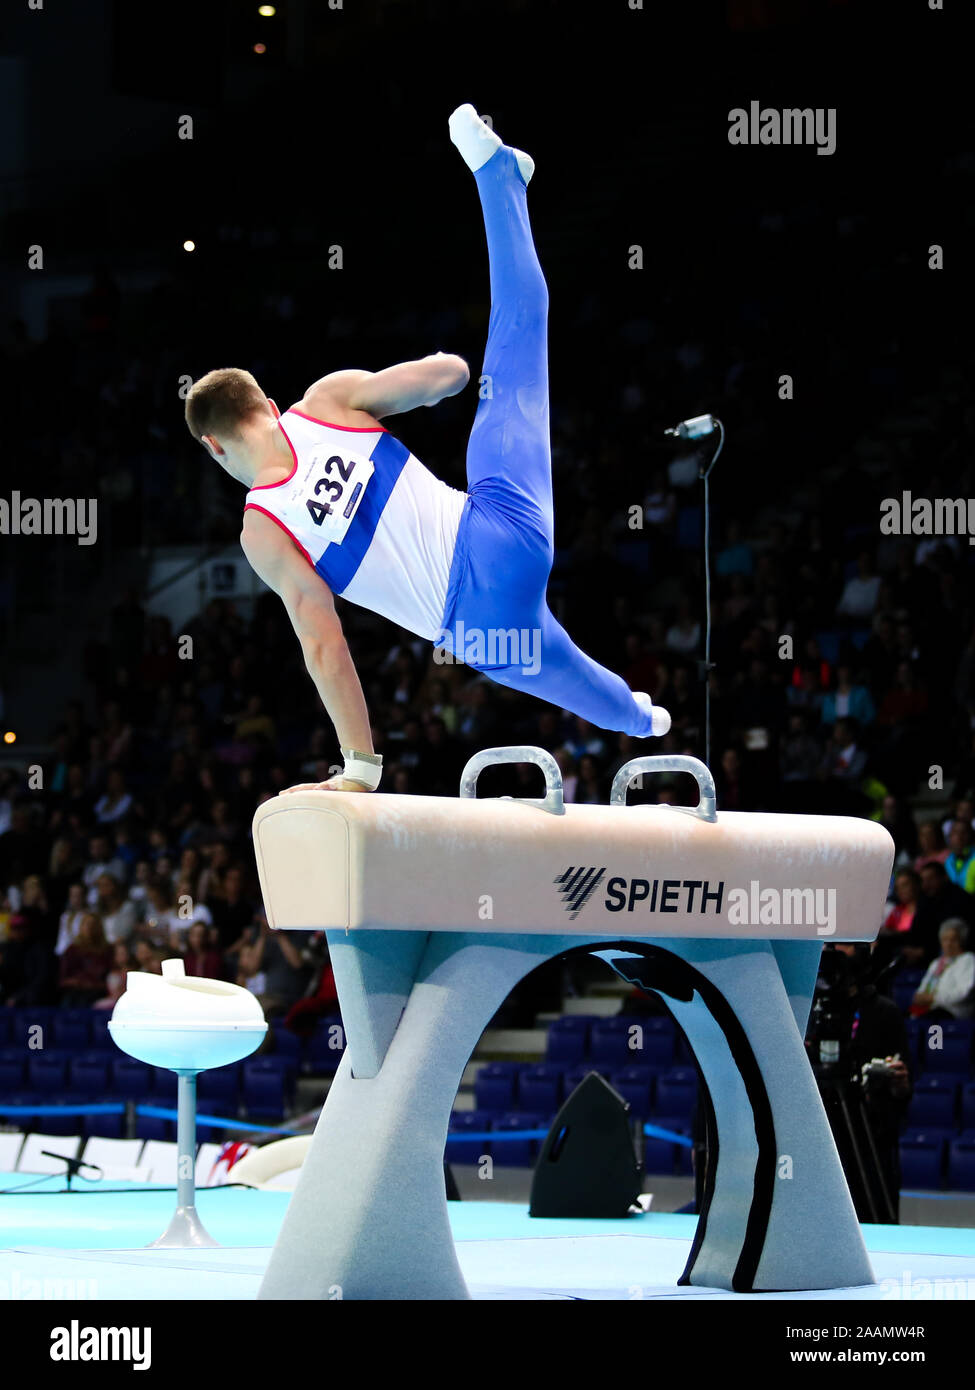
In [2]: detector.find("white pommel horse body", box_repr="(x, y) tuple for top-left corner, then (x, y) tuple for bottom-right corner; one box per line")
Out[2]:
(252, 748), (894, 1300)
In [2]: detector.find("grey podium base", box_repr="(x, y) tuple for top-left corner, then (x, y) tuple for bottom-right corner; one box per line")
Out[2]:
(146, 1205), (220, 1249)
(258, 931), (875, 1300)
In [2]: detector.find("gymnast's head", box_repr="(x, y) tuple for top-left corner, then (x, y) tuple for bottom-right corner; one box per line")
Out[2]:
(184, 368), (281, 484)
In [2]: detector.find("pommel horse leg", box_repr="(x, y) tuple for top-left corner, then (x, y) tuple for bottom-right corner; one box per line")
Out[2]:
(259, 930), (580, 1300)
(259, 931), (873, 1299)
(600, 937), (873, 1292)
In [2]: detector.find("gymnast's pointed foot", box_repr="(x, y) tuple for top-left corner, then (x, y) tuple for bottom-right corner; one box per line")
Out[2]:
(448, 102), (534, 185)
(634, 692), (672, 737)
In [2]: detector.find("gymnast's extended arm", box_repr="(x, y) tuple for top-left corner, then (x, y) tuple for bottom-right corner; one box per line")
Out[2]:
(240, 507), (375, 792)
(303, 352), (470, 419)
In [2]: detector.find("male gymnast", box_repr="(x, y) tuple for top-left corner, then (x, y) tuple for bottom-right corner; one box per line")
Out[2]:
(184, 105), (671, 793)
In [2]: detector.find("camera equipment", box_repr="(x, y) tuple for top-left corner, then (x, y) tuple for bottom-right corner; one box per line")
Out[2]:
(806, 948), (900, 1224)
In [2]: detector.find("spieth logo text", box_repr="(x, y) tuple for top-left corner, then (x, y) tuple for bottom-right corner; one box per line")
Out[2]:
(554, 869), (836, 935)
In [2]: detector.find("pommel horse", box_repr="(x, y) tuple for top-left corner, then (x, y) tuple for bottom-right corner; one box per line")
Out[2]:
(251, 747), (894, 1299)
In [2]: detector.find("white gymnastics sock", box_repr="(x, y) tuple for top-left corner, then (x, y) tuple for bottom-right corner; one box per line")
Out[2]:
(448, 103), (534, 184)
(634, 692), (672, 737)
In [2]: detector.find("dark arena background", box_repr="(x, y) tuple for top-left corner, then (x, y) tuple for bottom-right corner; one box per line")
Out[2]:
(1, 0), (974, 1350)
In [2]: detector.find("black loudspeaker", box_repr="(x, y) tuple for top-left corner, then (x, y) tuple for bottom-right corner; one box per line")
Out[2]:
(529, 1072), (642, 1218)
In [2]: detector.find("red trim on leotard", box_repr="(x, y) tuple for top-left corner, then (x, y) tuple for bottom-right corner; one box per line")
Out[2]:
(289, 407), (387, 433)
(243, 502), (316, 569)
(248, 418), (300, 490)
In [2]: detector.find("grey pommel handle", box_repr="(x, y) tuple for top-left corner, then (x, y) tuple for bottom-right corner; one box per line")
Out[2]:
(610, 754), (718, 823)
(459, 745), (565, 817)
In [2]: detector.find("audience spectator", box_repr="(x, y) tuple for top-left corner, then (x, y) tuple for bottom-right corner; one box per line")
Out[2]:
(873, 795), (918, 862)
(881, 869), (920, 938)
(905, 862), (975, 966)
(94, 941), (134, 1010)
(942, 798), (975, 843)
(911, 920), (975, 1020)
(55, 882), (87, 956)
(94, 769), (135, 825)
(209, 866), (253, 951)
(0, 900), (54, 1005)
(58, 913), (113, 1007)
(132, 940), (164, 974)
(821, 667), (876, 728)
(914, 821), (949, 873)
(94, 873), (137, 944)
(82, 834), (127, 904)
(237, 914), (311, 1016)
(182, 921), (224, 979)
(945, 820), (975, 894)
(836, 552), (881, 621)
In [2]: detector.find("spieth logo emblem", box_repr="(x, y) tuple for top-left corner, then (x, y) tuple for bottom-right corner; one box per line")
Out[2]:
(554, 866), (606, 920)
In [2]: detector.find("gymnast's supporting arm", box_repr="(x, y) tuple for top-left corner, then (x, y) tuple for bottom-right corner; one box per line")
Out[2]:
(240, 508), (377, 792)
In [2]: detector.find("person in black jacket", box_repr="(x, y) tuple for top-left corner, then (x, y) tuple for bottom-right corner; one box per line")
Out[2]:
(813, 944), (913, 1222)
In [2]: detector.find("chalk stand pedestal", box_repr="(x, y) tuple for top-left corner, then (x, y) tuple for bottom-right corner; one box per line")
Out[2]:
(108, 959), (267, 1249)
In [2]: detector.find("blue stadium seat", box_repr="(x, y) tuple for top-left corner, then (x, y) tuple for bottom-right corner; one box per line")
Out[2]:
(304, 1017), (346, 1074)
(545, 1017), (590, 1065)
(271, 1030), (303, 1069)
(68, 1053), (110, 1095)
(517, 1065), (563, 1113)
(89, 1014), (113, 1050)
(641, 1016), (678, 1061)
(908, 1076), (959, 1130)
(152, 1068), (179, 1102)
(474, 1062), (521, 1113)
(611, 1066), (655, 1117)
(643, 1115), (685, 1175)
(673, 1123), (695, 1176)
(83, 1105), (125, 1139)
(0, 1049), (26, 1092)
(631, 1029), (677, 1068)
(242, 1058), (290, 1120)
(27, 1050), (69, 1092)
(899, 1131), (947, 1189)
(589, 1018), (635, 1068)
(892, 982), (917, 1013)
(110, 1057), (154, 1099)
(563, 1066), (605, 1096)
(51, 1011), (93, 1051)
(919, 1020), (973, 1076)
(135, 1112), (173, 1141)
(5, 1096), (38, 1130)
(904, 1017), (923, 1061)
(9, 1007), (55, 1046)
(197, 1064), (240, 1113)
(655, 1067), (698, 1118)
(491, 1112), (544, 1167)
(445, 1110), (492, 1164)
(962, 1083), (975, 1131)
(947, 1134), (975, 1192)
(642, 1140), (675, 1174)
(43, 1095), (82, 1136)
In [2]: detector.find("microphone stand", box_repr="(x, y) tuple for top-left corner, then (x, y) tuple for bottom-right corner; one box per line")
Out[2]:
(663, 416), (725, 768)
(40, 1151), (103, 1193)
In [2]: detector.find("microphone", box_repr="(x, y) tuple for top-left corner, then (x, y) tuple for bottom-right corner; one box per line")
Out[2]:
(663, 414), (717, 440)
